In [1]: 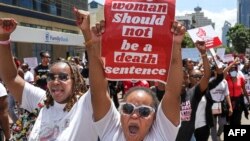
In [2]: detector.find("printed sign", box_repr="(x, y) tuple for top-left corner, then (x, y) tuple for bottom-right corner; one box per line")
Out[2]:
(187, 25), (222, 49)
(102, 0), (176, 83)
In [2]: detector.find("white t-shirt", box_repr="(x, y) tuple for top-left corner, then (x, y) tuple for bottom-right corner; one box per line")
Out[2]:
(0, 82), (7, 97)
(94, 102), (179, 141)
(21, 82), (98, 141)
(24, 71), (34, 82)
(210, 79), (229, 102)
(195, 96), (207, 129)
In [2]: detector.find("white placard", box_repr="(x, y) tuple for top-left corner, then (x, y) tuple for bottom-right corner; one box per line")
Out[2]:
(187, 25), (222, 48)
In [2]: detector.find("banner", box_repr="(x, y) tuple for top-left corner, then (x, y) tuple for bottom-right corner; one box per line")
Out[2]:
(102, 0), (176, 83)
(187, 25), (222, 49)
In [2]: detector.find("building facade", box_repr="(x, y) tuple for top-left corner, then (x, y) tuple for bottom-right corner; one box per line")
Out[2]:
(88, 0), (104, 26)
(222, 21), (231, 46)
(0, 0), (88, 63)
(237, 0), (250, 27)
(176, 6), (214, 30)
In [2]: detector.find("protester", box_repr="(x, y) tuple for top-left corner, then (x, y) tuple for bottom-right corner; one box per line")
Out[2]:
(34, 50), (50, 90)
(176, 41), (212, 141)
(74, 8), (185, 140)
(21, 63), (34, 83)
(210, 65), (233, 141)
(183, 58), (195, 74)
(225, 59), (250, 125)
(0, 18), (98, 140)
(0, 79), (10, 141)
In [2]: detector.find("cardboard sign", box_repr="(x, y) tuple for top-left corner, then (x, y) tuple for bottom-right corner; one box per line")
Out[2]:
(187, 25), (222, 49)
(102, 0), (176, 83)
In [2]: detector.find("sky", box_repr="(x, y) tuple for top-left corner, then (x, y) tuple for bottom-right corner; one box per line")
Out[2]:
(90, 0), (237, 38)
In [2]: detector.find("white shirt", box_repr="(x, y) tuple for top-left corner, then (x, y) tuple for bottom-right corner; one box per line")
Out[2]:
(24, 71), (34, 83)
(0, 82), (7, 97)
(21, 82), (98, 141)
(195, 96), (207, 129)
(210, 79), (229, 102)
(94, 102), (179, 141)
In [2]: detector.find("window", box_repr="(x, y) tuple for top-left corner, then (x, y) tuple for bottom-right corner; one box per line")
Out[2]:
(19, 0), (33, 9)
(0, 0), (13, 4)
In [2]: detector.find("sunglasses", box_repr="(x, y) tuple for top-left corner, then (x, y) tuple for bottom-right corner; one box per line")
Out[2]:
(190, 74), (203, 79)
(47, 72), (71, 82)
(119, 103), (155, 118)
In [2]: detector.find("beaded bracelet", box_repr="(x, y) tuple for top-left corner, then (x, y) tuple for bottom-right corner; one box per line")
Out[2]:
(0, 38), (11, 45)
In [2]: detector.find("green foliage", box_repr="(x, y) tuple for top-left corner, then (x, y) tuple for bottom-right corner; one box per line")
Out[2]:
(227, 24), (250, 53)
(181, 33), (195, 48)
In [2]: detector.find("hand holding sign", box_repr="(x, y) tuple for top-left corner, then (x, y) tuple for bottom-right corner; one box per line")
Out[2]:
(187, 25), (222, 49)
(195, 41), (206, 55)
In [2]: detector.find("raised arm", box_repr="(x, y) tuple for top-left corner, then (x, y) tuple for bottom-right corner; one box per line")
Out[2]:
(0, 18), (25, 103)
(223, 57), (239, 77)
(196, 41), (210, 92)
(74, 9), (110, 121)
(162, 22), (185, 126)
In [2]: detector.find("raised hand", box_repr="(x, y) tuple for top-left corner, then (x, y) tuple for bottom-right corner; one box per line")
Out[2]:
(195, 40), (206, 54)
(171, 21), (186, 45)
(73, 7), (90, 32)
(89, 20), (105, 46)
(0, 18), (17, 39)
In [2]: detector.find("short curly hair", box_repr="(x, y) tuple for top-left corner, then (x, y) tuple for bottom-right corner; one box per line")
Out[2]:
(44, 60), (87, 112)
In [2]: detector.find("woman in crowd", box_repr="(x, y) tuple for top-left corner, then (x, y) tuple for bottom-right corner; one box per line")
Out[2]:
(74, 8), (185, 140)
(176, 41), (212, 141)
(225, 59), (250, 125)
(0, 18), (98, 140)
(210, 65), (233, 141)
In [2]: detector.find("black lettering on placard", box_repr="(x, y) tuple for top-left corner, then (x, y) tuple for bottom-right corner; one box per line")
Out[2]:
(224, 125), (250, 140)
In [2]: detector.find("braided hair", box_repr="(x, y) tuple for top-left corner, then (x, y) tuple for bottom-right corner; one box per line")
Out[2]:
(44, 60), (87, 112)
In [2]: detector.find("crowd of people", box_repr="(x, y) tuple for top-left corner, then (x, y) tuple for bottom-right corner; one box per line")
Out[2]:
(0, 7), (249, 141)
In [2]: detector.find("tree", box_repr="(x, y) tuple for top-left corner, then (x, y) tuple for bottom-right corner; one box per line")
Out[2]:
(181, 33), (195, 48)
(227, 24), (250, 53)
